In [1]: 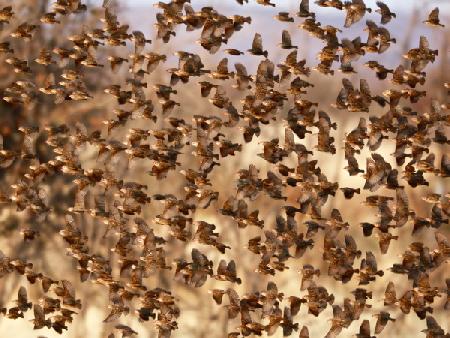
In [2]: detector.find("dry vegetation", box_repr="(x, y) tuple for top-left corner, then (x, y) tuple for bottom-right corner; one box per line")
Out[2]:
(0, 0), (448, 337)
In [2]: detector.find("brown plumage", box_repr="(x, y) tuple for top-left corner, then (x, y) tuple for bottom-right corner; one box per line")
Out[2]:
(375, 1), (396, 24)
(248, 33), (268, 57)
(423, 7), (445, 27)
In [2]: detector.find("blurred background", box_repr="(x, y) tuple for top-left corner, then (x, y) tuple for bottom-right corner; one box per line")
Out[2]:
(0, 0), (448, 337)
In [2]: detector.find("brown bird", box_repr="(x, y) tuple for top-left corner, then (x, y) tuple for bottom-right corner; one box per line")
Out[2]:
(40, 12), (61, 24)
(315, 0), (343, 10)
(357, 319), (375, 338)
(132, 30), (152, 53)
(248, 33), (268, 57)
(373, 311), (395, 334)
(10, 23), (38, 39)
(422, 316), (446, 337)
(0, 41), (13, 54)
(340, 187), (360, 199)
(35, 48), (56, 65)
(224, 48), (244, 56)
(16, 286), (32, 312)
(423, 7), (445, 27)
(299, 325), (310, 338)
(280, 30), (298, 49)
(213, 259), (241, 284)
(275, 12), (294, 22)
(375, 1), (396, 24)
(384, 281), (397, 306)
(107, 56), (128, 72)
(256, 0), (276, 7)
(198, 81), (218, 97)
(32, 304), (51, 329)
(365, 60), (393, 79)
(115, 324), (138, 337)
(344, 0), (372, 28)
(210, 58), (234, 79)
(298, 0), (315, 18)
(0, 6), (14, 24)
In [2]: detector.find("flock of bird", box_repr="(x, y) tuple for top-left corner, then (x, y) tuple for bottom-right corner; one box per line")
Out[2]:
(0, 0), (448, 337)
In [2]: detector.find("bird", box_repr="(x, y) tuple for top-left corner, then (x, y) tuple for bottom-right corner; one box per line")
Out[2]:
(423, 7), (445, 27)
(248, 33), (268, 57)
(280, 30), (298, 49)
(375, 1), (396, 24)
